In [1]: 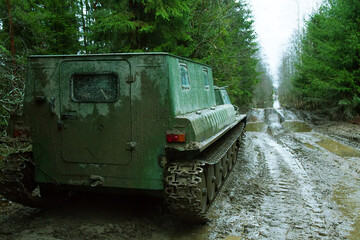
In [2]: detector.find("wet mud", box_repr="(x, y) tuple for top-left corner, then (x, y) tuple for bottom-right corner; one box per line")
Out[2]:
(1, 107), (360, 239)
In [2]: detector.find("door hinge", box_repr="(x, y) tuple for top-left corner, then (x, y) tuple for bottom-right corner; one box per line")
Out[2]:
(126, 75), (135, 83)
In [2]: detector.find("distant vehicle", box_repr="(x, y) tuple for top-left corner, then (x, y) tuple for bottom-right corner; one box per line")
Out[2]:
(0, 53), (246, 222)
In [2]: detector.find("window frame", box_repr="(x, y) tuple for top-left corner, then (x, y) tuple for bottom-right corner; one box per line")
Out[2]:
(70, 72), (119, 103)
(220, 90), (231, 104)
(203, 67), (210, 90)
(179, 62), (190, 90)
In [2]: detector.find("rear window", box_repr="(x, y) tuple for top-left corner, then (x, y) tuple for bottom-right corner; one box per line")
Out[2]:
(71, 73), (118, 102)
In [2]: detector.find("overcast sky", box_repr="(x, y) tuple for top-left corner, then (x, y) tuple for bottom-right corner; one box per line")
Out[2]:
(246, 0), (323, 87)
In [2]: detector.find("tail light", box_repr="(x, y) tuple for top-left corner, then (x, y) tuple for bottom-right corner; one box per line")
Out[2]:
(166, 133), (186, 143)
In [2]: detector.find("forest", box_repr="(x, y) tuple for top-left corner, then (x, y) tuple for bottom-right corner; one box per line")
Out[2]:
(0, 0), (274, 134)
(278, 0), (360, 120)
(1, 0), (358, 133)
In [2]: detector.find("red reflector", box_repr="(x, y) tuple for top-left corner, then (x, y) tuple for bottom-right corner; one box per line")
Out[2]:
(166, 134), (186, 143)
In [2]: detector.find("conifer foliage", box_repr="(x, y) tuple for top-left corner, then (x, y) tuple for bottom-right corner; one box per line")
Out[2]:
(279, 0), (360, 119)
(0, 0), (260, 132)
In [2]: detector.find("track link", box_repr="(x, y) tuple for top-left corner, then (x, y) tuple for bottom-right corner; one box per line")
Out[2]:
(0, 152), (42, 207)
(165, 121), (246, 222)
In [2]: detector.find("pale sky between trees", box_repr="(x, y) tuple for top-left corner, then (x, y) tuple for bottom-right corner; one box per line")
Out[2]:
(247, 0), (323, 87)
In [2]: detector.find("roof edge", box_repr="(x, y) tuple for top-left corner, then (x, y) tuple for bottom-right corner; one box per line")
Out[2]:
(28, 52), (211, 68)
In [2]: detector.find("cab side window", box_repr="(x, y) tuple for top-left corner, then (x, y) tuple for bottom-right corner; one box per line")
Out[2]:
(180, 62), (190, 89)
(203, 68), (209, 89)
(221, 90), (231, 104)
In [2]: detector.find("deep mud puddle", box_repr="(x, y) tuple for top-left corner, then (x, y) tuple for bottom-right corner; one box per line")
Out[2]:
(333, 177), (360, 240)
(245, 122), (267, 132)
(312, 134), (360, 158)
(282, 120), (312, 132)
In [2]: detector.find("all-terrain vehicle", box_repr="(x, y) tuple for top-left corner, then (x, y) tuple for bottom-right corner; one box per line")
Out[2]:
(0, 53), (246, 221)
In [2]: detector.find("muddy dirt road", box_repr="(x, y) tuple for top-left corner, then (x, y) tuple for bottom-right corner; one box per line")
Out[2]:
(1, 108), (360, 240)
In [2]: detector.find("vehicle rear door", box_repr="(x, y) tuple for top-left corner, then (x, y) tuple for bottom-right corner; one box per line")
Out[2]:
(59, 59), (131, 165)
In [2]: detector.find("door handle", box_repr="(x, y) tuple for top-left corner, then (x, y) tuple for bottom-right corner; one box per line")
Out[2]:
(61, 111), (77, 120)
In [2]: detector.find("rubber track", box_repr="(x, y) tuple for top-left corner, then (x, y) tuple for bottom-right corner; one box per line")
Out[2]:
(0, 152), (42, 207)
(165, 120), (246, 222)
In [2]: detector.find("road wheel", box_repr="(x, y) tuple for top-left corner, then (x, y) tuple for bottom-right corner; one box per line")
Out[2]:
(194, 171), (208, 214)
(206, 165), (216, 202)
(232, 143), (238, 165)
(221, 156), (229, 179)
(227, 148), (233, 170)
(214, 161), (223, 190)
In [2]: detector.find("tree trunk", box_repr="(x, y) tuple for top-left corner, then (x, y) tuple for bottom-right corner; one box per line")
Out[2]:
(81, 0), (87, 51)
(6, 0), (16, 64)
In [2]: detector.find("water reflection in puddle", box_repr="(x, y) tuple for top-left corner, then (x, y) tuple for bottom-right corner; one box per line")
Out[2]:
(282, 121), (312, 132)
(333, 178), (360, 240)
(314, 135), (360, 158)
(304, 143), (315, 149)
(246, 121), (313, 134)
(246, 122), (267, 132)
(223, 236), (242, 240)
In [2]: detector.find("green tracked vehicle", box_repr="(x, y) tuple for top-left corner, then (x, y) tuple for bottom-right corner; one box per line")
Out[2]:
(0, 53), (246, 222)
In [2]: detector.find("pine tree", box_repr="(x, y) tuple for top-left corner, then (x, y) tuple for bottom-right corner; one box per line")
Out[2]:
(189, 0), (259, 108)
(279, 0), (360, 119)
(87, 0), (194, 54)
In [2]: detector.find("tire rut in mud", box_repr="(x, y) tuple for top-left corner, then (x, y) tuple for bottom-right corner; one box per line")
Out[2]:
(207, 126), (355, 239)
